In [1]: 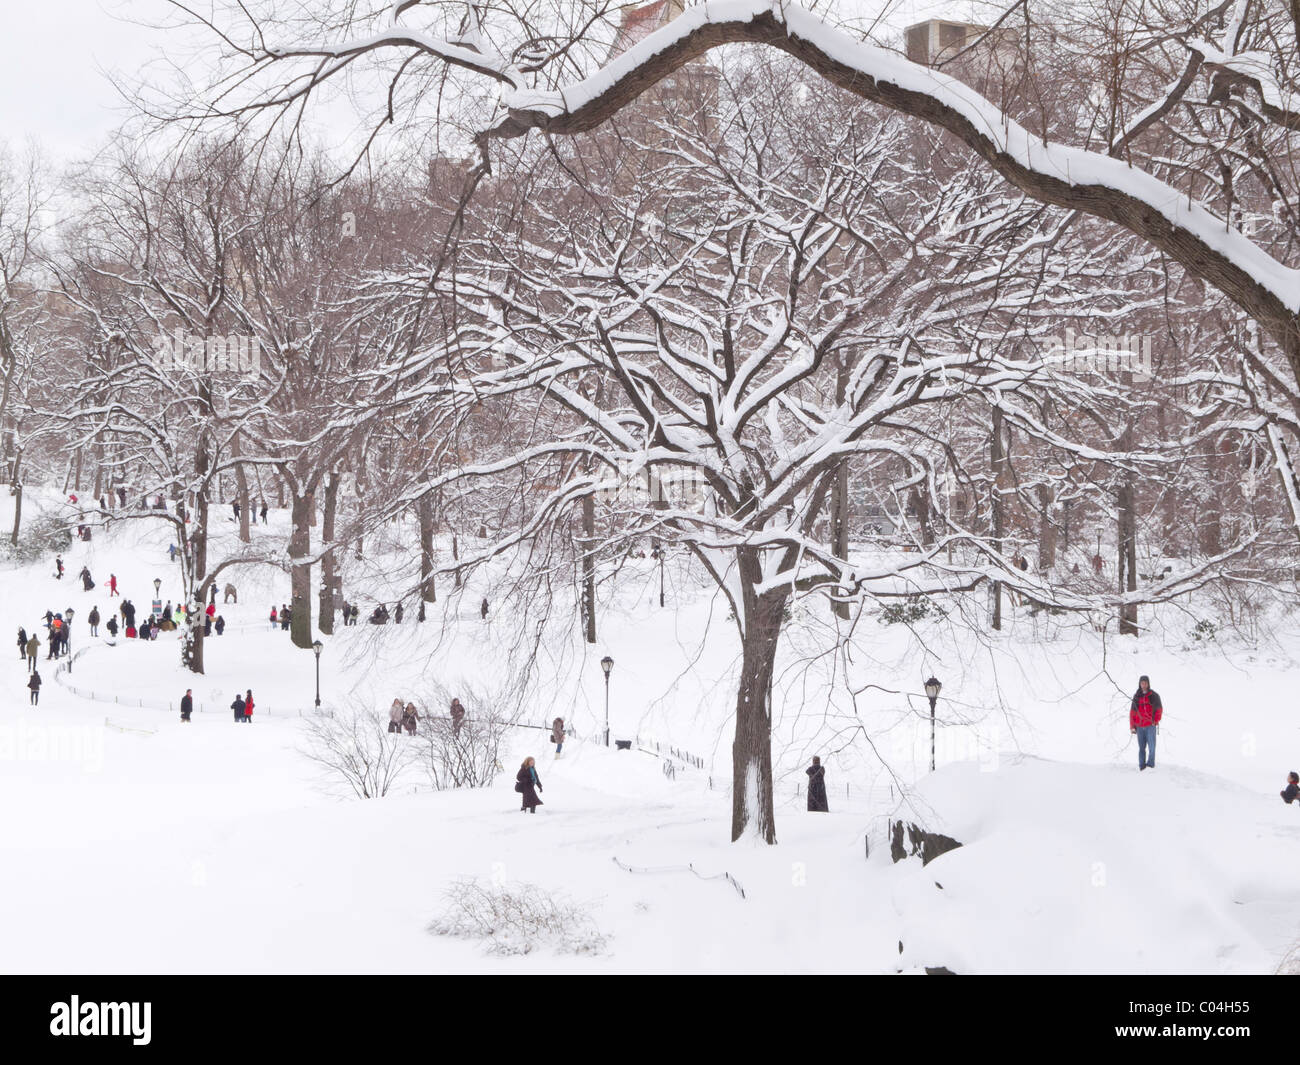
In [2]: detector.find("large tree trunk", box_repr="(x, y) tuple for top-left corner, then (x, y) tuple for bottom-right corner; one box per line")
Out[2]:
(830, 467), (851, 621)
(581, 493), (597, 644)
(9, 447), (22, 547)
(731, 552), (782, 845)
(318, 472), (339, 635)
(233, 432), (251, 543)
(183, 436), (210, 675)
(289, 489), (314, 649)
(990, 405), (1006, 631)
(418, 491), (437, 604)
(1117, 468), (1139, 636)
(1037, 483), (1057, 571)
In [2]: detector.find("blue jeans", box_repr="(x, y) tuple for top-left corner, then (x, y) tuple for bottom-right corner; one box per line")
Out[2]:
(1136, 726), (1156, 768)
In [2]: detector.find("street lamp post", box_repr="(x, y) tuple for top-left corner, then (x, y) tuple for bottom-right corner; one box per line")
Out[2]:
(925, 676), (942, 772)
(312, 640), (323, 715)
(153, 578), (161, 597)
(600, 655), (614, 747)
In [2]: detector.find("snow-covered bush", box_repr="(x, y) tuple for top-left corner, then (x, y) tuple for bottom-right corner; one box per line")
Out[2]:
(428, 878), (607, 956)
(1, 510), (71, 564)
(878, 596), (947, 626)
(299, 705), (416, 799)
(1190, 618), (1218, 643)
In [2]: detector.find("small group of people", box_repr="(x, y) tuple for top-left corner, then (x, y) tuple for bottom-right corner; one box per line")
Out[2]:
(270, 604), (293, 631)
(39, 610), (73, 659)
(231, 689), (256, 723)
(388, 698), (420, 735)
(230, 500), (269, 524)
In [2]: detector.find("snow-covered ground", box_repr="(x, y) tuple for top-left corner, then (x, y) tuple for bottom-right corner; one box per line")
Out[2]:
(3, 488), (1300, 973)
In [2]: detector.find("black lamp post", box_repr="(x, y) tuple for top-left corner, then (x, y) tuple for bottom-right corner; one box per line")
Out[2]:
(924, 676), (942, 771)
(312, 639), (323, 714)
(600, 655), (614, 747)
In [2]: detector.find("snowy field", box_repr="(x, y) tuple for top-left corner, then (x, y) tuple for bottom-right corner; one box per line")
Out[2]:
(3, 489), (1300, 974)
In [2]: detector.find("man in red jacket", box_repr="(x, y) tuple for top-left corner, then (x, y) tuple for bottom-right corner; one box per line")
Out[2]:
(1129, 675), (1163, 771)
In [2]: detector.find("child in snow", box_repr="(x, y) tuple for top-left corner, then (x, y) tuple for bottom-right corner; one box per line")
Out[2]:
(1282, 772), (1300, 805)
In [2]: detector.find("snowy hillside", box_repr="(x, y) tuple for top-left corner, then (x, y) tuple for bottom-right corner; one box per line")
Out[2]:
(2, 488), (1300, 974)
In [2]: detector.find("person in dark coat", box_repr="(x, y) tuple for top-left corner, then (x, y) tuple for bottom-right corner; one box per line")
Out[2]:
(88, 607), (100, 637)
(28, 669), (41, 705)
(480, 597), (489, 620)
(516, 757), (543, 813)
(16, 626), (25, 660)
(259, 502), (268, 524)
(231, 693), (245, 722)
(402, 702), (418, 735)
(215, 616), (225, 636)
(450, 698), (466, 735)
(806, 756), (829, 812)
(122, 600), (136, 628)
(1129, 675), (1164, 771)
(180, 689), (194, 723)
(1283, 772), (1300, 805)
(394, 602), (404, 624)
(55, 555), (63, 580)
(105, 616), (118, 638)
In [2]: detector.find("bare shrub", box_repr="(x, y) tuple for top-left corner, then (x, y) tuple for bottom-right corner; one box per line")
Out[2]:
(300, 705), (416, 799)
(428, 877), (607, 956)
(414, 679), (520, 791)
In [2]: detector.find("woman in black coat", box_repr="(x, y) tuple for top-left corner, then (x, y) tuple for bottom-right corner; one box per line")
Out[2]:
(516, 757), (543, 813)
(16, 627), (25, 660)
(806, 756), (829, 812)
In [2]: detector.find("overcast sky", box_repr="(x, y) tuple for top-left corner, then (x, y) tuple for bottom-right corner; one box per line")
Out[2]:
(0, 0), (972, 165)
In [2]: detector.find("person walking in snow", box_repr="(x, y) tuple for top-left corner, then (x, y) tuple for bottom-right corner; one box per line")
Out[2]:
(402, 702), (419, 736)
(1129, 674), (1163, 771)
(259, 501), (268, 524)
(806, 756), (829, 812)
(516, 757), (543, 813)
(394, 601), (404, 624)
(1282, 772), (1300, 805)
(214, 616), (225, 636)
(79, 566), (93, 591)
(87, 607), (100, 637)
(243, 690), (254, 724)
(16, 626), (25, 660)
(231, 692), (246, 723)
(168, 543), (177, 562)
(388, 698), (404, 734)
(450, 698), (465, 736)
(180, 689), (193, 723)
(25, 633), (38, 671)
(122, 600), (135, 628)
(551, 716), (565, 757)
(108, 574), (118, 597)
(27, 669), (41, 705)
(269, 605), (277, 629)
(105, 616), (118, 638)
